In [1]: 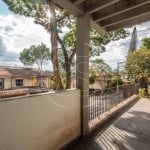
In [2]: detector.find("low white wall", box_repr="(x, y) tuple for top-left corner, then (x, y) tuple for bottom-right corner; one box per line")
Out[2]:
(0, 89), (81, 150)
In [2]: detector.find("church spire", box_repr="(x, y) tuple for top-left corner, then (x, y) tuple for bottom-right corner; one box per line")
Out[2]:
(129, 26), (138, 52)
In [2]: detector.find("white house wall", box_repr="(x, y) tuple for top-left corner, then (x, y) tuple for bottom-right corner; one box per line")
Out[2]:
(23, 78), (33, 87)
(4, 77), (11, 89)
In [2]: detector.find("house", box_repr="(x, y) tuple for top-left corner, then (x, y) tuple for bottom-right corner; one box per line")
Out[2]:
(0, 66), (52, 90)
(90, 74), (112, 90)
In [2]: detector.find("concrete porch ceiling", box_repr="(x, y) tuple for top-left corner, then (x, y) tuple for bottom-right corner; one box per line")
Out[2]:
(55, 0), (150, 33)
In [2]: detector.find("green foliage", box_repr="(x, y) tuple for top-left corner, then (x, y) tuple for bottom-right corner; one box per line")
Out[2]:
(4, 0), (129, 89)
(4, 0), (129, 61)
(63, 27), (129, 58)
(49, 78), (56, 90)
(90, 58), (112, 74)
(148, 77), (150, 84)
(90, 29), (128, 56)
(89, 58), (112, 85)
(138, 88), (149, 98)
(110, 75), (123, 87)
(125, 48), (150, 76)
(3, 0), (43, 17)
(141, 37), (150, 49)
(89, 75), (96, 84)
(19, 43), (50, 70)
(125, 36), (150, 80)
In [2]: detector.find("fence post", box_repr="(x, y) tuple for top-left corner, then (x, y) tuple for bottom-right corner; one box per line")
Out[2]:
(123, 84), (128, 99)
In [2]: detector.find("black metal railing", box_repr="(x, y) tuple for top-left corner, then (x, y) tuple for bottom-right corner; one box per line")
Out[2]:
(89, 83), (139, 121)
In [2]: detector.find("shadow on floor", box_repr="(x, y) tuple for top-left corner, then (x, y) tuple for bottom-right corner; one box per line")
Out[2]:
(94, 110), (150, 150)
(62, 99), (140, 150)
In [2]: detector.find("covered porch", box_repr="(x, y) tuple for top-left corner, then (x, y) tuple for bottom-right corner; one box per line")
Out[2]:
(63, 97), (150, 150)
(0, 0), (150, 149)
(54, 0), (150, 135)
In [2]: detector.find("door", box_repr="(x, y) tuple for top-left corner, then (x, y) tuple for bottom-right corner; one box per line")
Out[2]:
(0, 79), (4, 89)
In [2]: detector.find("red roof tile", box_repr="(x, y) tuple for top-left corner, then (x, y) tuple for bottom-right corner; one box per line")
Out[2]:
(0, 67), (12, 76)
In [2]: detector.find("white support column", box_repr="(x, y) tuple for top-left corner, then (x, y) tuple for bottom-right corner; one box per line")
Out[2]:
(76, 15), (90, 136)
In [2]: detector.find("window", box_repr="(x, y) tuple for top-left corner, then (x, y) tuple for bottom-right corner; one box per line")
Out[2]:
(0, 79), (4, 89)
(16, 79), (23, 87)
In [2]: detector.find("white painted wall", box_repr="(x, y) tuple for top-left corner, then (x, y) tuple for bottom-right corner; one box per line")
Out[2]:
(4, 77), (11, 89)
(23, 78), (33, 86)
(0, 89), (81, 150)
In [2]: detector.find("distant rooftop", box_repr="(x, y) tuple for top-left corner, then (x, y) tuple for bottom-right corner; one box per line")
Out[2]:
(0, 66), (52, 77)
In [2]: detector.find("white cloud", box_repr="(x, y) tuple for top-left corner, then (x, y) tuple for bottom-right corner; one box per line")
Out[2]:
(0, 14), (51, 69)
(100, 21), (150, 70)
(0, 14), (50, 52)
(0, 12), (150, 71)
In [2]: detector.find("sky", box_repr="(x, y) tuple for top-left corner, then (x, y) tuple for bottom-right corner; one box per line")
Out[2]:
(0, 0), (150, 71)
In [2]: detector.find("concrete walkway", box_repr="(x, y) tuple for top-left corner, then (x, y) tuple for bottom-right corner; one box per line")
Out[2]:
(64, 98), (150, 150)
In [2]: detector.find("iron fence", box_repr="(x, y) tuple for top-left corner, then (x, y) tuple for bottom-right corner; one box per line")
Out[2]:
(89, 83), (139, 121)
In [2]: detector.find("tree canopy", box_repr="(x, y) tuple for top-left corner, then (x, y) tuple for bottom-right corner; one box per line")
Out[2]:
(90, 59), (112, 74)
(125, 47), (150, 78)
(19, 43), (50, 71)
(125, 37), (150, 78)
(4, 0), (129, 90)
(141, 37), (150, 49)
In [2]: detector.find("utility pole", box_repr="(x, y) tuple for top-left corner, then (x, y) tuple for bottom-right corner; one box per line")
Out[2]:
(129, 26), (138, 52)
(117, 62), (124, 72)
(117, 62), (124, 92)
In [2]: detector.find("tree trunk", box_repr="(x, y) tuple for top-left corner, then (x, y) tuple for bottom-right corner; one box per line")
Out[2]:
(49, 0), (63, 90)
(65, 62), (71, 89)
(56, 32), (76, 89)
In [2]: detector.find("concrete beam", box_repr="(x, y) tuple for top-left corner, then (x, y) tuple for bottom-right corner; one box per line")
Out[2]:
(94, 0), (150, 22)
(73, 0), (86, 5)
(106, 13), (150, 31)
(76, 15), (90, 136)
(85, 0), (120, 14)
(90, 20), (106, 33)
(55, 0), (83, 16)
(55, 0), (105, 33)
(100, 4), (150, 28)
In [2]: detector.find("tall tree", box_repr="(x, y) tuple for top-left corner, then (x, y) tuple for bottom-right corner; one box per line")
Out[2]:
(125, 48), (150, 78)
(48, 0), (63, 89)
(90, 59), (111, 74)
(89, 58), (112, 88)
(3, 0), (129, 89)
(19, 43), (50, 71)
(19, 43), (51, 87)
(125, 36), (150, 79)
(3, 0), (64, 89)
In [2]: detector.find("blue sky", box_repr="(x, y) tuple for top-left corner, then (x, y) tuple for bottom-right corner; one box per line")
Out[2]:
(0, 0), (10, 15)
(0, 0), (150, 70)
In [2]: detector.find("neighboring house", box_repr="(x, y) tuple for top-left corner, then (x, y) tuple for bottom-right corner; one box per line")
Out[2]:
(90, 74), (111, 90)
(0, 66), (52, 90)
(71, 74), (111, 90)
